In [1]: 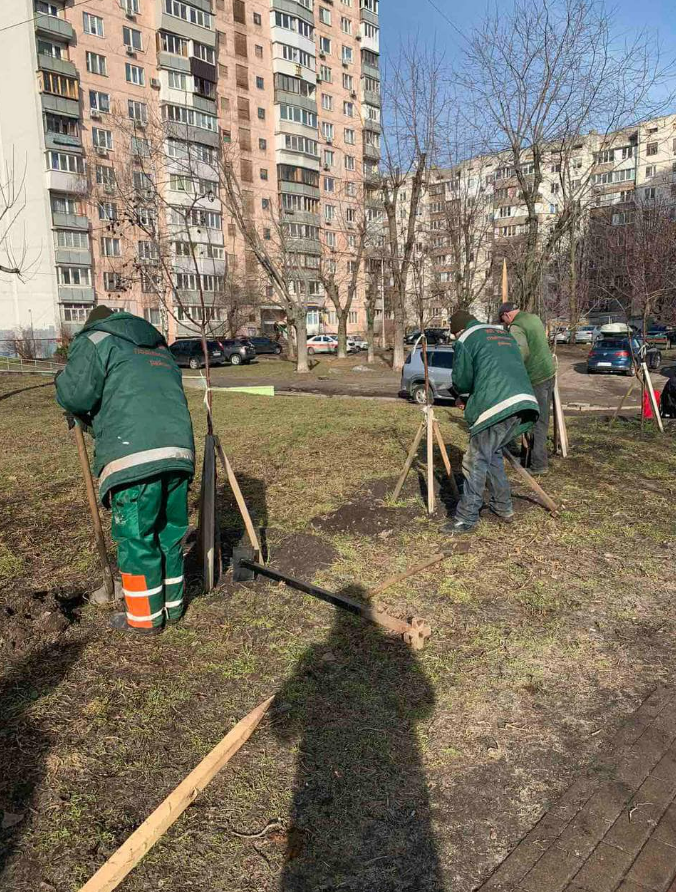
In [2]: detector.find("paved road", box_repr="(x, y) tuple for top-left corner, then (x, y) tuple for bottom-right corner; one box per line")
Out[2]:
(185, 347), (675, 412)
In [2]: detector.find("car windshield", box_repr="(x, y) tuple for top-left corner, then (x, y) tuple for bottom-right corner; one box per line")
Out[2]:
(595, 339), (627, 349)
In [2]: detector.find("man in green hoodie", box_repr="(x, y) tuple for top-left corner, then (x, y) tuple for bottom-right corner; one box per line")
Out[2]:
(445, 310), (539, 535)
(56, 306), (195, 636)
(499, 302), (555, 474)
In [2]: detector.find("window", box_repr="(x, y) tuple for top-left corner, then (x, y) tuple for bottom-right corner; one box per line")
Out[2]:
(161, 33), (189, 56)
(343, 73), (353, 90)
(323, 149), (334, 166)
(646, 165), (656, 178)
(193, 42), (215, 64)
(103, 272), (125, 292)
(259, 137), (267, 149)
(92, 128), (113, 150)
(52, 195), (80, 215)
(41, 71), (78, 99)
(341, 16), (352, 33)
(37, 38), (63, 58)
(125, 0), (140, 12)
(138, 240), (158, 260)
(233, 0), (245, 23)
(164, 103), (217, 131)
(54, 230), (88, 250)
(95, 164), (114, 186)
(255, 45), (263, 58)
(342, 46), (353, 64)
(346, 207), (355, 223)
(321, 93), (333, 111)
(194, 76), (215, 98)
(123, 27), (143, 51)
(62, 304), (90, 323)
(98, 201), (117, 220)
(262, 198), (270, 209)
(274, 73), (315, 96)
(644, 187), (656, 200)
(279, 104), (317, 128)
(253, 11), (262, 24)
(647, 142), (658, 156)
(169, 173), (191, 191)
(322, 122), (334, 140)
(101, 237), (121, 257)
(324, 176), (335, 192)
(128, 100), (148, 123)
(57, 266), (91, 287)
(256, 75), (264, 89)
(319, 65), (332, 83)
(549, 203), (558, 214)
(164, 0), (213, 28)
(86, 52), (107, 76)
(274, 12), (314, 39)
(345, 181), (356, 197)
(325, 230), (336, 247)
(144, 308), (161, 326)
(257, 107), (265, 120)
(285, 134), (319, 156)
(344, 155), (355, 171)
(260, 168), (268, 180)
(280, 43), (314, 69)
(125, 63), (145, 86)
(83, 12), (104, 36)
(319, 7), (331, 24)
(319, 36), (331, 54)
(324, 204), (335, 222)
(48, 151), (83, 173)
(343, 101), (354, 117)
(168, 71), (187, 91)
(36, 2), (61, 16)
(45, 113), (78, 138)
(344, 128), (355, 145)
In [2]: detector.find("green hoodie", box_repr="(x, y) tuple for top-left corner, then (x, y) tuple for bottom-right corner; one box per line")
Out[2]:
(509, 310), (555, 386)
(56, 312), (194, 504)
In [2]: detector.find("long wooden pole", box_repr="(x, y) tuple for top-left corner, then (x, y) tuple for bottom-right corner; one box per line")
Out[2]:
(78, 696), (274, 892)
(426, 407), (435, 514)
(642, 363), (664, 433)
(552, 376), (569, 457)
(503, 449), (558, 514)
(214, 438), (261, 554)
(433, 421), (460, 499)
(392, 419), (425, 501)
(610, 375), (637, 426)
(73, 424), (115, 600)
(501, 258), (509, 303)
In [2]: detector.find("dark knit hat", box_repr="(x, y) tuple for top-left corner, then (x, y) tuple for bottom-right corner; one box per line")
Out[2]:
(450, 310), (474, 336)
(498, 302), (517, 316)
(86, 305), (114, 325)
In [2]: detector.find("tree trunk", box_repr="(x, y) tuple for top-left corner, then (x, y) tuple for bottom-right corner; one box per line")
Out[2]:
(391, 280), (406, 371)
(336, 309), (348, 359)
(295, 314), (309, 373)
(568, 233), (578, 340)
(366, 311), (375, 363)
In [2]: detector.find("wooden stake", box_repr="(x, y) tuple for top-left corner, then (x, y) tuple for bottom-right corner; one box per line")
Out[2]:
(199, 434), (218, 592)
(642, 363), (664, 433)
(73, 424), (115, 601)
(392, 418), (425, 501)
(369, 543), (470, 597)
(610, 375), (637, 426)
(552, 376), (569, 457)
(426, 406), (435, 514)
(433, 421), (460, 499)
(214, 437), (261, 554)
(501, 258), (509, 303)
(503, 449), (558, 514)
(78, 696), (274, 892)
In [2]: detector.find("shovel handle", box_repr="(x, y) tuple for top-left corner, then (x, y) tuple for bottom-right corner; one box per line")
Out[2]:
(73, 424), (115, 598)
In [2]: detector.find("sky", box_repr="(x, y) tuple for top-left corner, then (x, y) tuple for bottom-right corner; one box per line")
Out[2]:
(381, 0), (676, 95)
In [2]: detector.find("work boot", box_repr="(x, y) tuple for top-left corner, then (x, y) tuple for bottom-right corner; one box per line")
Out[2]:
(109, 613), (163, 636)
(441, 519), (476, 536)
(489, 507), (515, 523)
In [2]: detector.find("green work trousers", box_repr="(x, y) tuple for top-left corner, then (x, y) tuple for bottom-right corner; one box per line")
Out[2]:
(110, 473), (190, 630)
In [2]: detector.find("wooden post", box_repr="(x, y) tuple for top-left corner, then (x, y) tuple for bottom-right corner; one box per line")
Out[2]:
(642, 363), (664, 433)
(198, 434), (218, 592)
(503, 449), (558, 514)
(426, 406), (435, 514)
(214, 438), (261, 554)
(73, 424), (115, 601)
(501, 258), (508, 303)
(433, 421), (460, 499)
(77, 696), (274, 892)
(392, 419), (425, 501)
(552, 376), (569, 457)
(610, 375), (637, 427)
(369, 542), (471, 597)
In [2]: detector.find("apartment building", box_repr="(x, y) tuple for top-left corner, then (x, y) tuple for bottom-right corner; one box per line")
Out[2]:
(0, 0), (381, 351)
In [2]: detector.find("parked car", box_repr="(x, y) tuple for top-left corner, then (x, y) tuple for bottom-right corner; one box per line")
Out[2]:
(574, 326), (597, 344)
(345, 338), (361, 353)
(587, 337), (662, 375)
(307, 335), (338, 354)
(216, 338), (257, 365)
(404, 328), (451, 346)
(169, 339), (226, 369)
(350, 336), (369, 350)
(247, 336), (283, 355)
(401, 345), (455, 404)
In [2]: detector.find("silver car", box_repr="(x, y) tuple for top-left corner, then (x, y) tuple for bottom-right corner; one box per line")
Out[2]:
(400, 345), (455, 404)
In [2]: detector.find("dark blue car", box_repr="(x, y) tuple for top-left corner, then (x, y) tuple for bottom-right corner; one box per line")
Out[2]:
(587, 337), (661, 375)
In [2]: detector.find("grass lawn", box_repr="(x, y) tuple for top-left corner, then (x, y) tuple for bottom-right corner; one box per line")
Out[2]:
(1, 372), (676, 891)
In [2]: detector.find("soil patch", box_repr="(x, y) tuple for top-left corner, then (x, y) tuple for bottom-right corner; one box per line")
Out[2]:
(268, 531), (338, 578)
(0, 589), (73, 661)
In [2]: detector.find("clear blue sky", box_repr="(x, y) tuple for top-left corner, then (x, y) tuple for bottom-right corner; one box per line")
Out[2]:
(381, 0), (676, 93)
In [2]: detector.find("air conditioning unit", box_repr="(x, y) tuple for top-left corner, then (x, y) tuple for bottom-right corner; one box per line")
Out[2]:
(90, 110), (102, 120)
(323, 164), (330, 171)
(95, 146), (108, 156)
(103, 184), (115, 194)
(150, 78), (161, 89)
(126, 47), (136, 56)
(319, 52), (326, 59)
(342, 62), (349, 68)
(326, 137), (333, 145)
(316, 76), (322, 83)
(351, 91), (357, 99)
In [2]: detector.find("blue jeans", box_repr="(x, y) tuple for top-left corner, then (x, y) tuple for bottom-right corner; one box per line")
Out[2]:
(455, 417), (522, 527)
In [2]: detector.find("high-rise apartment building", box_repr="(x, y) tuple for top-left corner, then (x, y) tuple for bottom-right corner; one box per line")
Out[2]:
(0, 0), (380, 350)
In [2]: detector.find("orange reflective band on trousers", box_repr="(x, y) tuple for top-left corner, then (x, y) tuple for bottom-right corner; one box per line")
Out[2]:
(121, 573), (154, 629)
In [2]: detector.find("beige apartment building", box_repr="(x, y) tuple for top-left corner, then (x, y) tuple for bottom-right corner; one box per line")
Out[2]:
(0, 0), (381, 352)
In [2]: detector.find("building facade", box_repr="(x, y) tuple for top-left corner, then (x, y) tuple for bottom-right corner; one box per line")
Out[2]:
(0, 0), (381, 352)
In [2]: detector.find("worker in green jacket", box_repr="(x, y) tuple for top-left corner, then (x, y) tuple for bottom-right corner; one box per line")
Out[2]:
(499, 302), (556, 474)
(56, 306), (195, 636)
(445, 310), (539, 535)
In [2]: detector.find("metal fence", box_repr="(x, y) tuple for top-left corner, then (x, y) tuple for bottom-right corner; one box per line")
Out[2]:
(0, 356), (63, 376)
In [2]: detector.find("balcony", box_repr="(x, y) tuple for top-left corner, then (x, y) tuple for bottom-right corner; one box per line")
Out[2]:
(58, 285), (95, 303)
(363, 142), (380, 161)
(360, 7), (379, 26)
(52, 212), (89, 230)
(160, 13), (216, 47)
(46, 169), (87, 194)
(35, 13), (75, 43)
(362, 89), (381, 108)
(55, 248), (92, 266)
(37, 53), (78, 79)
(41, 91), (80, 119)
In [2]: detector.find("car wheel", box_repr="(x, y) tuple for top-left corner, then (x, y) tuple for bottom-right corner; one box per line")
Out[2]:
(625, 366), (636, 376)
(308, 347), (315, 355)
(274, 345), (282, 355)
(189, 357), (201, 370)
(411, 384), (433, 405)
(651, 352), (661, 370)
(230, 354), (242, 366)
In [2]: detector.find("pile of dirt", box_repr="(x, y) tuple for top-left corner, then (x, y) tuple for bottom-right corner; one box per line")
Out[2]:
(269, 532), (337, 578)
(0, 589), (73, 660)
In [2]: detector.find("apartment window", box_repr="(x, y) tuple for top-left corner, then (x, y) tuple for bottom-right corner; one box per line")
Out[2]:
(322, 122), (334, 140)
(343, 73), (354, 91)
(125, 63), (145, 86)
(280, 44), (314, 68)
(646, 142), (658, 156)
(346, 207), (356, 223)
(324, 149), (334, 166)
(253, 75), (264, 91)
(62, 304), (90, 323)
(345, 181), (356, 197)
(138, 240), (158, 260)
(36, 2), (61, 15)
(259, 137), (267, 149)
(320, 37), (331, 54)
(164, 0), (213, 28)
(164, 103), (217, 131)
(170, 173), (191, 191)
(54, 230), (88, 250)
(549, 203), (558, 214)
(37, 38), (63, 58)
(195, 76), (215, 98)
(255, 45), (263, 58)
(123, 27), (143, 51)
(273, 12), (314, 39)
(128, 100), (148, 123)
(362, 0), (378, 10)
(344, 155), (355, 171)
(41, 71), (78, 100)
(98, 201), (117, 220)
(342, 46), (353, 64)
(52, 195), (79, 215)
(324, 204), (335, 222)
(103, 272), (125, 292)
(341, 16), (352, 33)
(253, 11), (262, 24)
(319, 7), (331, 24)
(101, 237), (121, 257)
(168, 71), (187, 91)
(325, 230), (336, 247)
(233, 0), (245, 22)
(257, 107), (266, 120)
(344, 128), (355, 145)
(92, 128), (113, 150)
(285, 134), (319, 156)
(343, 101), (354, 117)
(193, 42), (216, 64)
(260, 168), (268, 180)
(341, 0), (352, 5)
(161, 33), (189, 56)
(237, 97), (250, 120)
(86, 52), (107, 76)
(48, 151), (82, 173)
(83, 12), (104, 36)
(322, 93), (333, 111)
(644, 187), (656, 200)
(319, 65), (332, 82)
(279, 104), (317, 128)
(125, 0), (140, 12)
(646, 165), (656, 178)
(262, 198), (270, 209)
(45, 113), (78, 137)
(57, 266), (91, 286)
(144, 308), (161, 327)
(95, 164), (115, 186)
(551, 182), (560, 194)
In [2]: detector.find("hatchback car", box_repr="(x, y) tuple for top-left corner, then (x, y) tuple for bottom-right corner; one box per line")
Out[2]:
(307, 335), (337, 355)
(169, 339), (225, 369)
(401, 345), (455, 403)
(216, 338), (257, 365)
(247, 336), (283, 355)
(404, 328), (451, 346)
(587, 337), (661, 375)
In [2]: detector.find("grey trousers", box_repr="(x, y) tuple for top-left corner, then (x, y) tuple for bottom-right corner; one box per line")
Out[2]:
(531, 377), (555, 471)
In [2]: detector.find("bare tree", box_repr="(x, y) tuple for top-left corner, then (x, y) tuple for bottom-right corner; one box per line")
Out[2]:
(380, 39), (450, 370)
(461, 0), (671, 312)
(0, 152), (39, 280)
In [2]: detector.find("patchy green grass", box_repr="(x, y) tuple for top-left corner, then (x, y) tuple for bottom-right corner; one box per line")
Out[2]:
(1, 373), (676, 892)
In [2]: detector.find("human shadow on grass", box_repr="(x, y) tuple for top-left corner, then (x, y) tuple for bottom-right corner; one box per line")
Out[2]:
(273, 590), (445, 892)
(0, 381), (53, 402)
(0, 641), (84, 887)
